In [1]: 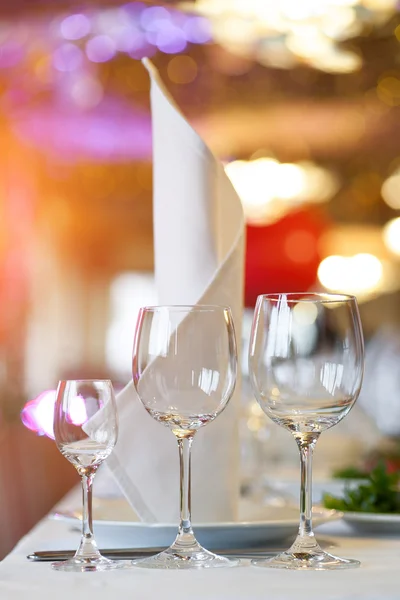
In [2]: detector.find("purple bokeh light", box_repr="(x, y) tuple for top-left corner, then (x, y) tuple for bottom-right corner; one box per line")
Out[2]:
(61, 13), (91, 40)
(53, 43), (83, 72)
(12, 98), (152, 163)
(121, 1), (146, 17)
(69, 74), (103, 109)
(110, 24), (141, 52)
(86, 35), (117, 63)
(129, 42), (157, 60)
(140, 6), (171, 30)
(155, 25), (187, 54)
(183, 16), (212, 44)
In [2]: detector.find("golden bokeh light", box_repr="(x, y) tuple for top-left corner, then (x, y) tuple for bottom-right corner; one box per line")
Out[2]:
(318, 253), (383, 296)
(225, 157), (338, 225)
(182, 0), (396, 72)
(383, 218), (400, 256)
(293, 301), (318, 326)
(381, 171), (400, 209)
(167, 55), (198, 84)
(377, 76), (400, 107)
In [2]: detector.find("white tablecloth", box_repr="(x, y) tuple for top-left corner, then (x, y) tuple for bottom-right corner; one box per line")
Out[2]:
(1, 511), (399, 599)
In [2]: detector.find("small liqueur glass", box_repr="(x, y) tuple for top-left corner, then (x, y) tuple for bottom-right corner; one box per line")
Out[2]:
(52, 379), (124, 572)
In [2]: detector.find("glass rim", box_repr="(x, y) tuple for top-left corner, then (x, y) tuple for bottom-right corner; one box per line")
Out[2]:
(139, 304), (232, 312)
(256, 292), (357, 304)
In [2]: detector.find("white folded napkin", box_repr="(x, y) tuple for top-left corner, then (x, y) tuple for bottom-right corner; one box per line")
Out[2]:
(105, 58), (245, 524)
(358, 327), (400, 437)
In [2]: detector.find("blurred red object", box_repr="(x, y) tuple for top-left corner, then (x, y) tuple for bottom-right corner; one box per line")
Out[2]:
(245, 207), (331, 307)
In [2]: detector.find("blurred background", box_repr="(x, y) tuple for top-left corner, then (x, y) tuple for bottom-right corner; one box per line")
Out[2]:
(0, 0), (399, 558)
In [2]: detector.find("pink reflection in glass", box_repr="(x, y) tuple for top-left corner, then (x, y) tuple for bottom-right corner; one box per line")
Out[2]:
(86, 35), (116, 63)
(21, 390), (88, 439)
(53, 43), (83, 72)
(65, 395), (87, 426)
(21, 390), (56, 439)
(61, 14), (91, 40)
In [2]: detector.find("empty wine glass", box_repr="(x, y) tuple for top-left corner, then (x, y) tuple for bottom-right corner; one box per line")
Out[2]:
(52, 379), (124, 572)
(132, 305), (238, 569)
(248, 293), (364, 570)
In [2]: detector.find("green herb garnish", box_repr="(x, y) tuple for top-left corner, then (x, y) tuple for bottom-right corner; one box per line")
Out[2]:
(323, 462), (400, 514)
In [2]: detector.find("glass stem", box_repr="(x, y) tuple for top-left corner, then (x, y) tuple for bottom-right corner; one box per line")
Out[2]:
(173, 435), (198, 550)
(294, 433), (320, 549)
(76, 471), (101, 559)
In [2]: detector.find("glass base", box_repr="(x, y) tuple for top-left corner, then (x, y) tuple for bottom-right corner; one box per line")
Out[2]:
(51, 555), (127, 572)
(252, 550), (360, 571)
(132, 545), (239, 570)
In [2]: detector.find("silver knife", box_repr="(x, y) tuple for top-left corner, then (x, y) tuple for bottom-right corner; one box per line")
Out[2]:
(27, 547), (279, 561)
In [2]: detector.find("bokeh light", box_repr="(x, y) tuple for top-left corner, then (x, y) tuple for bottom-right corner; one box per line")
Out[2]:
(293, 301), (318, 326)
(187, 0), (396, 72)
(86, 35), (117, 63)
(129, 42), (157, 60)
(381, 171), (400, 209)
(182, 16), (212, 43)
(152, 25), (187, 54)
(0, 1), (213, 94)
(60, 14), (91, 40)
(109, 24), (141, 52)
(140, 6), (171, 30)
(167, 55), (198, 84)
(383, 218), (400, 256)
(225, 157), (338, 225)
(53, 43), (83, 72)
(318, 253), (383, 295)
(377, 76), (400, 107)
(284, 230), (317, 264)
(70, 75), (104, 109)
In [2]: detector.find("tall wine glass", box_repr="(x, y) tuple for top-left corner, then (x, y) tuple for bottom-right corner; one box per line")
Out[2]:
(248, 293), (364, 570)
(52, 379), (124, 572)
(132, 305), (238, 569)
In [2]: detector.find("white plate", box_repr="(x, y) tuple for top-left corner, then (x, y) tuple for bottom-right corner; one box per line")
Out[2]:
(342, 511), (400, 535)
(53, 499), (339, 549)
